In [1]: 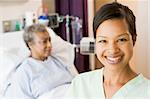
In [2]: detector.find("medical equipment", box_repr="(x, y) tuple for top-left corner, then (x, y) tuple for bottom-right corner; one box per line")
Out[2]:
(80, 37), (95, 55)
(47, 13), (96, 55)
(47, 13), (59, 28)
(48, 14), (81, 43)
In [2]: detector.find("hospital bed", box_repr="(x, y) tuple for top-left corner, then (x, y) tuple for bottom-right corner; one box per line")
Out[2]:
(0, 28), (78, 99)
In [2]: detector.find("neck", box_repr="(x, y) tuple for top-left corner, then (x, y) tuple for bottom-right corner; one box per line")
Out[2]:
(103, 65), (137, 85)
(31, 52), (46, 61)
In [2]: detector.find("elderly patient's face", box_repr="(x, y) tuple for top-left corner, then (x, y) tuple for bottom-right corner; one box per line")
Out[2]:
(30, 32), (52, 60)
(95, 19), (134, 69)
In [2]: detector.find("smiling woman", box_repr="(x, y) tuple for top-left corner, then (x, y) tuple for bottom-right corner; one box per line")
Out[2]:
(95, 19), (134, 71)
(66, 2), (150, 99)
(94, 0), (150, 79)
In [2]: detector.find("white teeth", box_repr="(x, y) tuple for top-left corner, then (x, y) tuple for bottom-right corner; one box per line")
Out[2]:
(106, 56), (122, 64)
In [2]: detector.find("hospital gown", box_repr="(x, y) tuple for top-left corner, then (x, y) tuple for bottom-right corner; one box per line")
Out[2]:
(4, 56), (74, 99)
(66, 68), (150, 99)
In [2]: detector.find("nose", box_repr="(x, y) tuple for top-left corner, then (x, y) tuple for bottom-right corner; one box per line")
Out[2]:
(47, 40), (52, 48)
(107, 42), (120, 54)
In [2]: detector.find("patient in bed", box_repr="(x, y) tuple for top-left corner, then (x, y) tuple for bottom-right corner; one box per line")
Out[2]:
(4, 24), (74, 99)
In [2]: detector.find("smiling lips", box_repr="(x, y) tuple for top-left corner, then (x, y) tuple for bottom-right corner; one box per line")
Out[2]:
(105, 56), (122, 64)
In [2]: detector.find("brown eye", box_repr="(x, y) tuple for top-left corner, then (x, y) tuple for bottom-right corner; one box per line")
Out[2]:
(119, 38), (127, 41)
(117, 38), (127, 43)
(43, 40), (47, 44)
(99, 40), (107, 43)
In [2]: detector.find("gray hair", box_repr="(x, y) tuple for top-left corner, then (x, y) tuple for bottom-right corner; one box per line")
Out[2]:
(23, 24), (48, 50)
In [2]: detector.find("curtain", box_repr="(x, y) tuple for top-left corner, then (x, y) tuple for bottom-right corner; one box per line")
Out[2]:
(55, 0), (89, 73)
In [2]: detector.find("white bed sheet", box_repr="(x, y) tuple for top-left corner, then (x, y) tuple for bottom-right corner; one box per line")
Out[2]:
(38, 84), (70, 99)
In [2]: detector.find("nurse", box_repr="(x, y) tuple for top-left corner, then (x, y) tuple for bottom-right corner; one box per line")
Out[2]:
(66, 2), (150, 99)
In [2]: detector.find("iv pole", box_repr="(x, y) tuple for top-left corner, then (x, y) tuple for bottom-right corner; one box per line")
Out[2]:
(63, 15), (81, 44)
(65, 15), (70, 42)
(60, 15), (81, 52)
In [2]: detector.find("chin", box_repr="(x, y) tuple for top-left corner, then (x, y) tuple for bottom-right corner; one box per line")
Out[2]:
(44, 55), (49, 59)
(45, 52), (51, 56)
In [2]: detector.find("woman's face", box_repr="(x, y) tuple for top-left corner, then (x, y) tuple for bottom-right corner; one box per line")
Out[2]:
(29, 32), (52, 60)
(95, 19), (133, 70)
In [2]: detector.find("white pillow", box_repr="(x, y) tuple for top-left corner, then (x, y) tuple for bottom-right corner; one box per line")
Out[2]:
(0, 51), (21, 95)
(0, 31), (30, 59)
(49, 31), (75, 67)
(46, 28), (78, 75)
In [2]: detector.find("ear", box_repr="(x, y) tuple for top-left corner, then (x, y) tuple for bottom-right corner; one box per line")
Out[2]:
(28, 42), (34, 50)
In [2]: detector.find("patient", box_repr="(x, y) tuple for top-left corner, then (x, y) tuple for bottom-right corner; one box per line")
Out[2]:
(66, 2), (150, 99)
(4, 24), (74, 99)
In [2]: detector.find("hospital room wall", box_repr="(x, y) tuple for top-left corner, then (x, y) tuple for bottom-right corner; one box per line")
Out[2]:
(148, 0), (150, 79)
(0, 0), (42, 33)
(91, 0), (150, 79)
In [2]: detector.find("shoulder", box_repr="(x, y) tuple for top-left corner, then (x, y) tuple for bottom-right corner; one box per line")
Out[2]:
(49, 55), (64, 63)
(140, 74), (150, 87)
(139, 74), (150, 84)
(130, 74), (150, 88)
(130, 74), (150, 97)
(13, 58), (33, 80)
(5, 58), (31, 86)
(6, 59), (32, 90)
(66, 69), (103, 97)
(16, 58), (30, 73)
(48, 56), (68, 67)
(46, 56), (61, 63)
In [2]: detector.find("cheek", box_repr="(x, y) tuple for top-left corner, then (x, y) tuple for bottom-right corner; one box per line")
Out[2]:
(127, 46), (133, 58)
(122, 44), (133, 59)
(95, 44), (104, 59)
(38, 44), (46, 49)
(35, 45), (45, 53)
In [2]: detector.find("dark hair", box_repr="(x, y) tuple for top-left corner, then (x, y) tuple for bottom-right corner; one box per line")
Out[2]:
(93, 2), (137, 45)
(23, 24), (48, 50)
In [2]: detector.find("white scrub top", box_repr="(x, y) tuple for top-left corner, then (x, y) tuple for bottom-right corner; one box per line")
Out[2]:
(66, 68), (150, 99)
